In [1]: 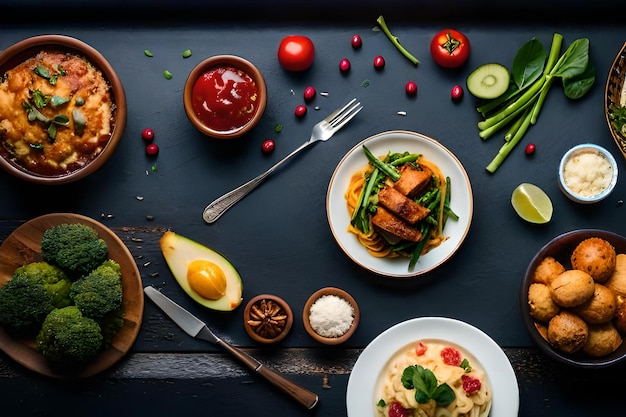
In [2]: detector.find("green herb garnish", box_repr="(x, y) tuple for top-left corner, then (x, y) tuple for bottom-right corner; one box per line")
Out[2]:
(182, 49), (192, 58)
(144, 50), (154, 57)
(163, 70), (173, 80)
(32, 90), (50, 108)
(401, 365), (455, 407)
(274, 123), (283, 133)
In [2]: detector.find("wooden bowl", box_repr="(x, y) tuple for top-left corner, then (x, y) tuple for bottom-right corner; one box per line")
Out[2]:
(0, 35), (127, 184)
(520, 229), (626, 368)
(243, 294), (293, 344)
(0, 213), (143, 378)
(303, 287), (359, 345)
(183, 55), (267, 139)
(604, 42), (626, 160)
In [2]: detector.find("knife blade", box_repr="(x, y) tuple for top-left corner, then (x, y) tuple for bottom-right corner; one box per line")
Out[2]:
(144, 286), (319, 410)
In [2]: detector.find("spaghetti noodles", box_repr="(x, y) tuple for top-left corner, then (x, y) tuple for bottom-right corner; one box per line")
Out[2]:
(375, 341), (492, 417)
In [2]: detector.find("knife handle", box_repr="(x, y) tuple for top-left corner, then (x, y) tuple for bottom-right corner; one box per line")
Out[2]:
(218, 340), (319, 409)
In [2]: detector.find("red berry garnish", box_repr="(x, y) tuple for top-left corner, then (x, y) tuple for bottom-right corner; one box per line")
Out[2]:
(451, 85), (464, 100)
(141, 127), (154, 142)
(388, 401), (411, 417)
(295, 105), (307, 117)
(146, 143), (159, 156)
(303, 86), (316, 102)
(373, 55), (385, 69)
(441, 346), (462, 366)
(261, 139), (275, 153)
(339, 58), (351, 72)
(351, 34), (362, 49)
(462, 374), (482, 394)
(525, 143), (536, 155)
(405, 81), (418, 96)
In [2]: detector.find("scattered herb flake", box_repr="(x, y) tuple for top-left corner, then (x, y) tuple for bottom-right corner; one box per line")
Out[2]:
(361, 79), (371, 87)
(163, 70), (173, 80)
(274, 123), (283, 133)
(144, 50), (154, 57)
(182, 49), (192, 58)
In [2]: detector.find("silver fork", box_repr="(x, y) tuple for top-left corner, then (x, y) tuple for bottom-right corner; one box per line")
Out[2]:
(202, 98), (363, 223)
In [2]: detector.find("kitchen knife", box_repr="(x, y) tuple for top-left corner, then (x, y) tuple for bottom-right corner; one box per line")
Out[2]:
(144, 286), (319, 409)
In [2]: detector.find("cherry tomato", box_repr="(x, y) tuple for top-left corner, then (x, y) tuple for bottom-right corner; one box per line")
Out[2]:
(525, 143), (536, 155)
(141, 127), (154, 142)
(145, 143), (159, 156)
(373, 55), (385, 69)
(430, 29), (471, 68)
(415, 342), (427, 356)
(295, 105), (307, 117)
(405, 81), (418, 96)
(261, 139), (275, 153)
(441, 346), (462, 366)
(451, 85), (464, 100)
(277, 35), (315, 72)
(351, 34), (362, 49)
(303, 86), (316, 102)
(462, 375), (482, 394)
(339, 58), (351, 72)
(388, 401), (411, 417)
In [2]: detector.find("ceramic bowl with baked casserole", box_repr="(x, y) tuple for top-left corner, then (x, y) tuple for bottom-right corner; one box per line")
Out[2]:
(183, 55), (267, 139)
(0, 35), (127, 184)
(520, 229), (626, 368)
(558, 143), (618, 204)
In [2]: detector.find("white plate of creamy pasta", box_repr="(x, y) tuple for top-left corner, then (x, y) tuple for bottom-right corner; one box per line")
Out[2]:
(346, 317), (519, 417)
(326, 130), (473, 278)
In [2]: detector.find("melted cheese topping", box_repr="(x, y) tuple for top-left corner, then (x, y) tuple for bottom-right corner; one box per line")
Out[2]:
(0, 50), (113, 176)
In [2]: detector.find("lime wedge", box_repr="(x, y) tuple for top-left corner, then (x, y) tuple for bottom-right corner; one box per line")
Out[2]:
(511, 183), (553, 224)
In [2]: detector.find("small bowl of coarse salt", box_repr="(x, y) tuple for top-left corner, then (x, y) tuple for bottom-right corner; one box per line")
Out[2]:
(558, 143), (618, 204)
(303, 287), (360, 345)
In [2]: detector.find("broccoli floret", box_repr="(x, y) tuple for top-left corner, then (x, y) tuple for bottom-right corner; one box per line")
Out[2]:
(40, 223), (108, 277)
(97, 307), (125, 348)
(13, 261), (72, 308)
(35, 306), (103, 362)
(70, 259), (123, 318)
(0, 273), (54, 335)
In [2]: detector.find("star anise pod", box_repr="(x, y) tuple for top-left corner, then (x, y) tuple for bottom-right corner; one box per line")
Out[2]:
(247, 298), (288, 339)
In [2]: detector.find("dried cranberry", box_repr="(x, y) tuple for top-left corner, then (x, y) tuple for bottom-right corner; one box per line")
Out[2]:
(294, 105), (307, 117)
(462, 374), (482, 394)
(440, 346), (462, 366)
(261, 139), (275, 153)
(351, 34), (362, 49)
(525, 143), (536, 155)
(451, 85), (464, 101)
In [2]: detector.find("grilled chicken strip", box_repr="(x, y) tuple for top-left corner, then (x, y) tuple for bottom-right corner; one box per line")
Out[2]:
(371, 206), (423, 242)
(377, 186), (430, 224)
(394, 165), (432, 198)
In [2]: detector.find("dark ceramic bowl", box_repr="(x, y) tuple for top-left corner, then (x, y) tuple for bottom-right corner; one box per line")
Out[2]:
(0, 35), (127, 184)
(183, 55), (267, 139)
(520, 229), (626, 368)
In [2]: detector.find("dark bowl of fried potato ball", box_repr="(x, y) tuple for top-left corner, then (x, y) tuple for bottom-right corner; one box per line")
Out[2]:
(521, 229), (626, 368)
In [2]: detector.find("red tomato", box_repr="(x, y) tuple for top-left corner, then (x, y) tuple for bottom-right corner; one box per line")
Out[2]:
(415, 342), (427, 356)
(430, 29), (470, 68)
(277, 35), (315, 71)
(462, 374), (482, 394)
(440, 346), (462, 366)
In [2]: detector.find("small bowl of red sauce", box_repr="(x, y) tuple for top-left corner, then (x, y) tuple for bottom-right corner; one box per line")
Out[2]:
(183, 55), (267, 139)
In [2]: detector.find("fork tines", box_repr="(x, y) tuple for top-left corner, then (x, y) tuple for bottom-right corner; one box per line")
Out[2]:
(327, 98), (363, 129)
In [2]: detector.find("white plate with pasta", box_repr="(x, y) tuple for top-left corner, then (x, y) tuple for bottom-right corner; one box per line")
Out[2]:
(346, 317), (519, 417)
(326, 130), (473, 278)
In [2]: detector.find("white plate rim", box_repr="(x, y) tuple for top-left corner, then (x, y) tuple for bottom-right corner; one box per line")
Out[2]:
(346, 317), (520, 417)
(326, 130), (473, 278)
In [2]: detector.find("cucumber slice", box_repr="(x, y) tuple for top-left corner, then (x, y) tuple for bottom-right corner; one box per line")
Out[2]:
(466, 63), (510, 99)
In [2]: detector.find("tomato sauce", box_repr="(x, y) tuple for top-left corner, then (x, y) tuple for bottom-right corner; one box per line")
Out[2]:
(191, 66), (259, 133)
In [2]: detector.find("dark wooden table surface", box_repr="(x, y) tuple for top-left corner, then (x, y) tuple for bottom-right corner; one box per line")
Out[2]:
(1, 3), (626, 416)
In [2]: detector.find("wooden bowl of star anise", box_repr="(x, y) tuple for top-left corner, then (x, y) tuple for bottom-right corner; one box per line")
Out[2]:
(243, 294), (293, 344)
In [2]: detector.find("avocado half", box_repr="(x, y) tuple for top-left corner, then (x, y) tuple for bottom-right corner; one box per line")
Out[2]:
(160, 231), (243, 311)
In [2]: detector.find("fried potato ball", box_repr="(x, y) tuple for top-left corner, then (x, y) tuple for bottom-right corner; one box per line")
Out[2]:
(573, 283), (618, 324)
(528, 283), (560, 322)
(532, 256), (566, 285)
(613, 300), (626, 334)
(550, 269), (595, 308)
(571, 237), (617, 283)
(534, 321), (549, 342)
(548, 311), (588, 354)
(605, 253), (626, 298)
(582, 322), (622, 357)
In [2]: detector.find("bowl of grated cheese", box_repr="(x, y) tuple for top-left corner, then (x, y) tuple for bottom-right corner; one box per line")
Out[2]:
(303, 287), (359, 345)
(558, 143), (618, 204)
